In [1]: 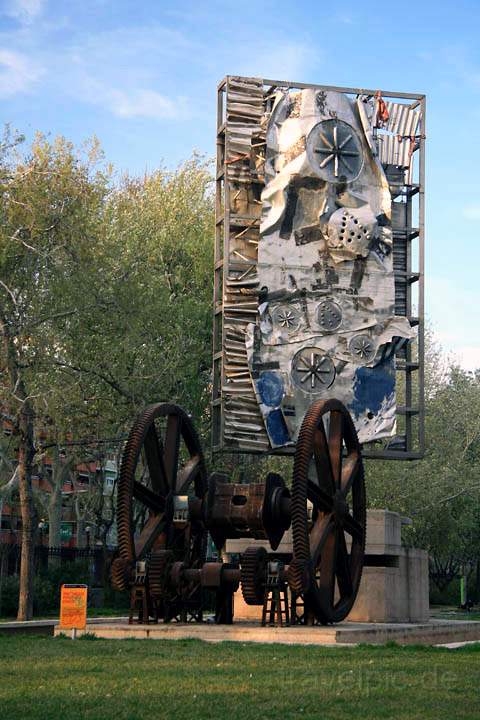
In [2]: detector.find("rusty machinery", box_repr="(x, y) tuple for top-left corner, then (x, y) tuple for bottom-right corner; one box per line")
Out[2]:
(111, 399), (365, 625)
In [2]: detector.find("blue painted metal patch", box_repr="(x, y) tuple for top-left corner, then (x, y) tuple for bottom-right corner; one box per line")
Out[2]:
(265, 408), (290, 446)
(349, 358), (395, 419)
(256, 371), (284, 407)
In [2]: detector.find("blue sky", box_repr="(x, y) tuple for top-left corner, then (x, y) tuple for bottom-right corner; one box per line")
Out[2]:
(1, 0), (479, 368)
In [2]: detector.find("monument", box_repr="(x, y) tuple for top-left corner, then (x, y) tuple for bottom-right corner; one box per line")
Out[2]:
(110, 77), (426, 626)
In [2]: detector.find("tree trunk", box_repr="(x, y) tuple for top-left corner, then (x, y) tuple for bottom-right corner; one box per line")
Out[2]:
(48, 484), (62, 549)
(47, 484), (62, 569)
(76, 509), (87, 549)
(17, 401), (37, 621)
(475, 559), (480, 603)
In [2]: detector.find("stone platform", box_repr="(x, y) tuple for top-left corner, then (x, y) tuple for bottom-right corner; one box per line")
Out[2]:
(227, 509), (429, 624)
(54, 619), (480, 646)
(1, 617), (127, 636)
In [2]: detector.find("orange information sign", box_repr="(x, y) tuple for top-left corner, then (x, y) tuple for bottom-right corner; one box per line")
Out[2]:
(59, 584), (88, 630)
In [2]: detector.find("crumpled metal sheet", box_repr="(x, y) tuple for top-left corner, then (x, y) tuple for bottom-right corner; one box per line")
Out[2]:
(377, 133), (414, 169)
(245, 88), (414, 447)
(221, 76), (270, 451)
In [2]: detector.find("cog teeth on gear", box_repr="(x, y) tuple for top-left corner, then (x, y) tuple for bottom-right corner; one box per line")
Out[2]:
(149, 550), (174, 601)
(290, 399), (366, 624)
(240, 546), (267, 605)
(286, 558), (308, 595)
(111, 557), (132, 592)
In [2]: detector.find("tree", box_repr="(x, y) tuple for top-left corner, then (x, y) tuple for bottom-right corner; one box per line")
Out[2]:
(0, 130), (216, 617)
(366, 333), (480, 595)
(34, 445), (74, 549)
(55, 156), (215, 435)
(0, 129), (111, 618)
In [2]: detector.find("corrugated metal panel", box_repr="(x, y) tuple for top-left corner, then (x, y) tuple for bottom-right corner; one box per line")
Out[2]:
(220, 76), (269, 450)
(385, 102), (420, 137)
(378, 133), (412, 167)
(392, 194), (408, 317)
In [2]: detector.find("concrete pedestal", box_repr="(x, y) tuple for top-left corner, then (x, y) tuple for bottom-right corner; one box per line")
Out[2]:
(348, 510), (429, 622)
(226, 509), (429, 624)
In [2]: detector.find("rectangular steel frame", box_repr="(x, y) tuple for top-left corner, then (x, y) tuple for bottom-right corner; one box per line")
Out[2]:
(213, 77), (425, 461)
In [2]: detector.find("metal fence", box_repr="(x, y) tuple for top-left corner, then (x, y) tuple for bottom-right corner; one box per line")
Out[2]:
(0, 543), (115, 585)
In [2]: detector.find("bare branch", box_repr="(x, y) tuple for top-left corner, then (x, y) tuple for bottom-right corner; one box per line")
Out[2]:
(25, 309), (76, 330)
(415, 481), (480, 513)
(0, 466), (19, 499)
(8, 227), (39, 254)
(53, 360), (134, 401)
(0, 279), (18, 308)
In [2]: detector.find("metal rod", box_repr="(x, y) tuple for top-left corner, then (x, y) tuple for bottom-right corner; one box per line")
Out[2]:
(259, 77), (425, 100)
(417, 96), (426, 456)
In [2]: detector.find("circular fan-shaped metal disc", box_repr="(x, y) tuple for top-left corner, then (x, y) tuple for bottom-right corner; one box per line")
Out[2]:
(292, 348), (335, 392)
(307, 119), (364, 183)
(349, 334), (376, 363)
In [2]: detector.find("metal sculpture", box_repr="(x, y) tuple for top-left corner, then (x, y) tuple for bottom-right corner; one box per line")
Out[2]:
(112, 398), (365, 624)
(111, 77), (425, 626)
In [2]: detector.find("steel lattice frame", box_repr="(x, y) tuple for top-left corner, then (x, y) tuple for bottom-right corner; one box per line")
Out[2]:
(212, 77), (425, 461)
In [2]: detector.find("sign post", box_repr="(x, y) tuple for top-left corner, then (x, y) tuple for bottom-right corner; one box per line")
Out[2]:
(59, 584), (88, 639)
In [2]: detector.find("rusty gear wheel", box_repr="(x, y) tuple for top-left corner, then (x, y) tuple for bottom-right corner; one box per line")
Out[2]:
(240, 546), (268, 605)
(149, 550), (174, 601)
(289, 399), (366, 624)
(116, 403), (208, 611)
(111, 557), (133, 592)
(286, 557), (308, 595)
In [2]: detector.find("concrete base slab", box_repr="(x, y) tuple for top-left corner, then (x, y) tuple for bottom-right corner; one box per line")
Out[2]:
(54, 619), (480, 646)
(1, 617), (128, 636)
(436, 640), (480, 649)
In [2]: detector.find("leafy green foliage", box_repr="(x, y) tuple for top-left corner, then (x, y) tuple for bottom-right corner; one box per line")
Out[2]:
(58, 155), (215, 437)
(366, 333), (480, 594)
(0, 561), (90, 617)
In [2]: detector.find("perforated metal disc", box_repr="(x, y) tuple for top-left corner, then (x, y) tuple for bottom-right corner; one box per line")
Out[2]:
(317, 299), (342, 332)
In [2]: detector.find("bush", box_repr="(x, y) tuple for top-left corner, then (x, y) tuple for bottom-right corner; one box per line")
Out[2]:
(430, 574), (480, 606)
(0, 576), (20, 617)
(0, 560), (91, 618)
(34, 560), (90, 615)
(1, 560), (130, 618)
(102, 585), (130, 610)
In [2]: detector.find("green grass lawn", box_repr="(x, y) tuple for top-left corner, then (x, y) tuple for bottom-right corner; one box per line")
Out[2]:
(0, 636), (479, 720)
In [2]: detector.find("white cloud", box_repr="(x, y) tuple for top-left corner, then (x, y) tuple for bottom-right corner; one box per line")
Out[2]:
(427, 274), (480, 370)
(0, 48), (43, 96)
(106, 88), (183, 120)
(333, 13), (355, 25)
(447, 346), (480, 372)
(6, 0), (45, 24)
(235, 41), (318, 84)
(463, 205), (480, 220)
(75, 75), (186, 121)
(62, 25), (195, 121)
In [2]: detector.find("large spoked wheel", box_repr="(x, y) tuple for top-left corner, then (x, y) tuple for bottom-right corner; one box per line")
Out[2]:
(113, 403), (207, 596)
(288, 399), (366, 624)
